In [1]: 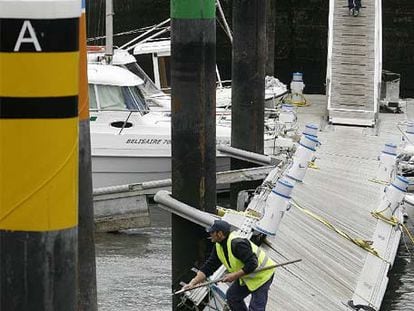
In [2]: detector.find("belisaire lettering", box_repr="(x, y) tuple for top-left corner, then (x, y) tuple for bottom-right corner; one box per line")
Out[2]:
(126, 138), (165, 144)
(126, 139), (138, 144)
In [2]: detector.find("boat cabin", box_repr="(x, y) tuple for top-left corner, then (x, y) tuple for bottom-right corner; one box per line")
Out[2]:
(88, 64), (148, 113)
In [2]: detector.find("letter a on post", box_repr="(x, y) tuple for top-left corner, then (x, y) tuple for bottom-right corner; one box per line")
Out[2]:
(14, 20), (42, 52)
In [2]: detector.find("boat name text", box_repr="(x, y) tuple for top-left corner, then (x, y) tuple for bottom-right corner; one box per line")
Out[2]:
(126, 138), (171, 145)
(125, 138), (231, 145)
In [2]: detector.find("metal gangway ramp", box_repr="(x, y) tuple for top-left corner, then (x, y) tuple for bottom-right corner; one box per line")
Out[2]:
(327, 0), (382, 126)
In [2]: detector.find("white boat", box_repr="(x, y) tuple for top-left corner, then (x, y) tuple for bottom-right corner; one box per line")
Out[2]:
(87, 16), (291, 189)
(88, 62), (286, 188)
(88, 63), (234, 188)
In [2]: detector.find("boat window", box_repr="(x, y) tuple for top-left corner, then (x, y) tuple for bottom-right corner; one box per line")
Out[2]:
(122, 86), (149, 114)
(124, 63), (161, 97)
(88, 85), (98, 109)
(96, 85), (127, 110)
(93, 84), (149, 113)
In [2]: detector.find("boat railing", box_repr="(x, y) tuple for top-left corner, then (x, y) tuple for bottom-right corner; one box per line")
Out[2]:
(120, 18), (171, 52)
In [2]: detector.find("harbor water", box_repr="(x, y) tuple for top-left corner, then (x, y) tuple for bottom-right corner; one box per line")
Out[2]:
(96, 204), (414, 310)
(96, 205), (171, 311)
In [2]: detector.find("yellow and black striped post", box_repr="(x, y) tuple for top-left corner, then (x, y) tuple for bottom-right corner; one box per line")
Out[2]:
(77, 1), (97, 310)
(0, 1), (81, 310)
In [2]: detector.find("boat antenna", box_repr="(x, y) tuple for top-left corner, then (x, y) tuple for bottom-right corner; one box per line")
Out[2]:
(105, 0), (113, 63)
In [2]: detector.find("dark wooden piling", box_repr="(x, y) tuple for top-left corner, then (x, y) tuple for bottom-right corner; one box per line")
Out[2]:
(266, 0), (277, 76)
(170, 0), (216, 308)
(230, 0), (266, 206)
(0, 2), (80, 310)
(78, 3), (98, 310)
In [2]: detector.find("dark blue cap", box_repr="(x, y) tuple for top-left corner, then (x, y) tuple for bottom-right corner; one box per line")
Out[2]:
(206, 220), (231, 233)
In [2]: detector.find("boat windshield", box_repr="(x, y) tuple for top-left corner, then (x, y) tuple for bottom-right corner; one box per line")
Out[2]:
(123, 62), (162, 97)
(89, 84), (149, 114)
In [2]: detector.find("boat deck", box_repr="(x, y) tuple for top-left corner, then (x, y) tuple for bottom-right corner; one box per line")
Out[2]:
(265, 94), (412, 310)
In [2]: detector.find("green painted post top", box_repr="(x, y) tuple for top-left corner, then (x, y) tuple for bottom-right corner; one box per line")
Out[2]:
(171, 0), (215, 19)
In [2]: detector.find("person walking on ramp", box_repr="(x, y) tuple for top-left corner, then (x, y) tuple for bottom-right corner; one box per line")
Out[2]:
(348, 0), (362, 16)
(183, 220), (276, 311)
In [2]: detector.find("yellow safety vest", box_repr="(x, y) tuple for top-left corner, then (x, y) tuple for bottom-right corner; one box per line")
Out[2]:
(215, 232), (275, 291)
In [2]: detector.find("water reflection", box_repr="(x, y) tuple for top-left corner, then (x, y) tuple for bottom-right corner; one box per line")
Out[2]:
(96, 206), (172, 311)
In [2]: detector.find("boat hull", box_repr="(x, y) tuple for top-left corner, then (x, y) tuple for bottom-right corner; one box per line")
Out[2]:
(92, 154), (231, 188)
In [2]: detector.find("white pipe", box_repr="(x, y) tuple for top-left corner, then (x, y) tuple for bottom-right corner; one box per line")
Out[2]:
(217, 145), (280, 165)
(154, 190), (219, 228)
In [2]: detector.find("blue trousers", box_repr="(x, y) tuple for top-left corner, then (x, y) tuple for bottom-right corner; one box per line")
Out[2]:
(348, 0), (361, 10)
(226, 275), (274, 311)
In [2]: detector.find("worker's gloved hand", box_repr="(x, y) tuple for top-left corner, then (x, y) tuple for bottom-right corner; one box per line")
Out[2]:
(222, 272), (240, 283)
(182, 278), (197, 290)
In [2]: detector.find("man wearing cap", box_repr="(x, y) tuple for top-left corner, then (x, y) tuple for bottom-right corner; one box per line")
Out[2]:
(183, 219), (275, 310)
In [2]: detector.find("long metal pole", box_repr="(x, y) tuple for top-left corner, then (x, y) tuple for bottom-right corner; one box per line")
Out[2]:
(173, 259), (302, 295)
(171, 0), (217, 309)
(0, 1), (80, 310)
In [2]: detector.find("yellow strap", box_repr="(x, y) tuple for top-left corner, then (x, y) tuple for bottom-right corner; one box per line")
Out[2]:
(368, 178), (389, 186)
(291, 199), (386, 261)
(308, 161), (319, 169)
(370, 210), (399, 226)
(216, 207), (261, 220)
(371, 210), (414, 246)
(282, 93), (310, 107)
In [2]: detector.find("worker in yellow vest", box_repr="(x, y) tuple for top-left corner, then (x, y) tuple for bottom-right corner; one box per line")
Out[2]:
(183, 220), (276, 310)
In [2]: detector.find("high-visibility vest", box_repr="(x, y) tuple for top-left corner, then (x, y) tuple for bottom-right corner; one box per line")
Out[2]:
(215, 232), (275, 291)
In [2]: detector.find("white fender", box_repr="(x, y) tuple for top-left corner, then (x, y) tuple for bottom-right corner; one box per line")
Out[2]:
(279, 104), (296, 124)
(302, 123), (318, 138)
(290, 72), (305, 103)
(255, 179), (294, 236)
(377, 175), (409, 218)
(376, 143), (397, 183)
(284, 134), (319, 183)
(403, 121), (414, 146)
